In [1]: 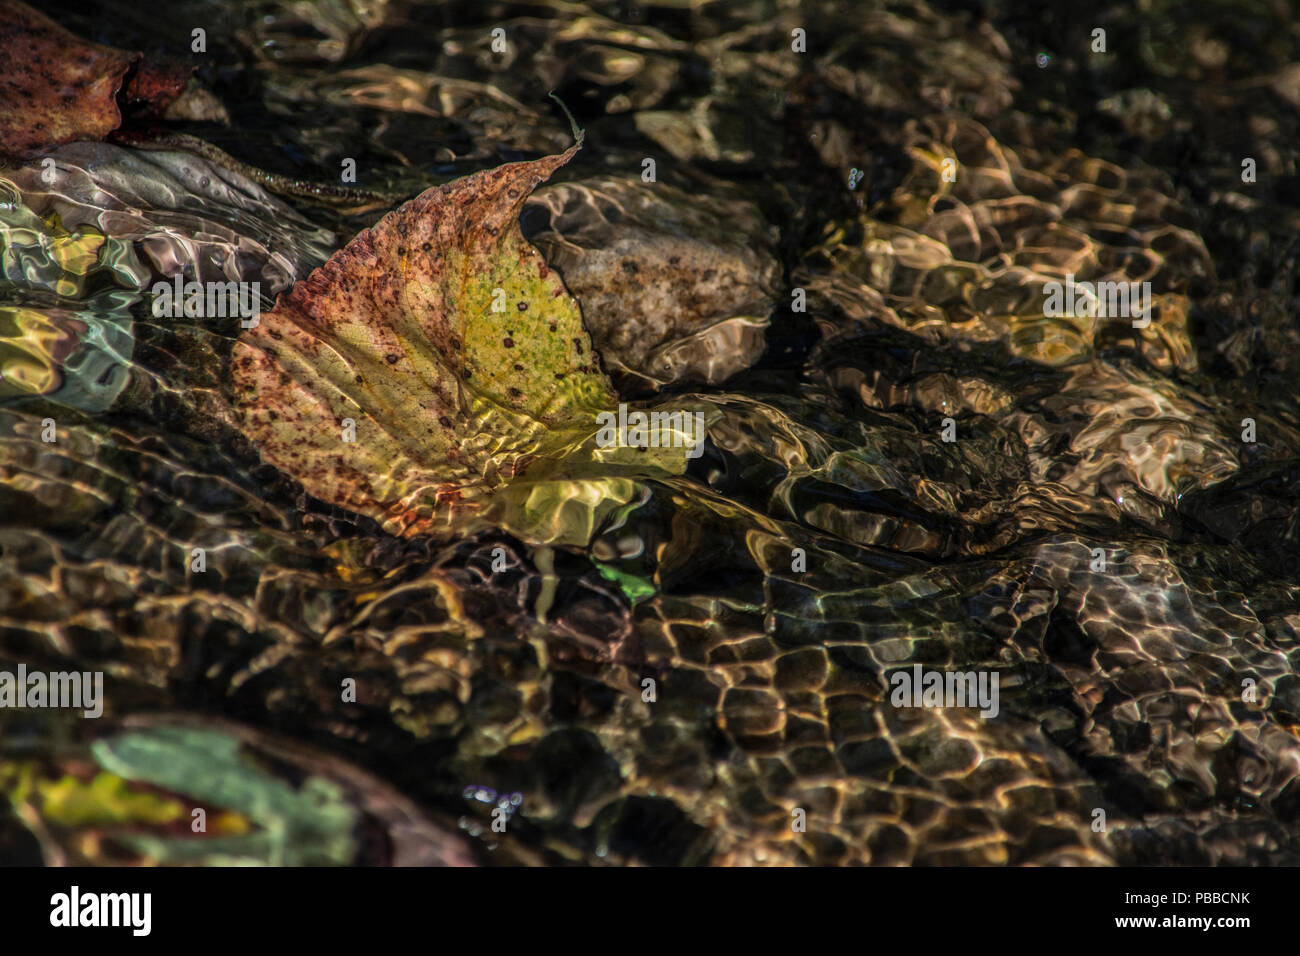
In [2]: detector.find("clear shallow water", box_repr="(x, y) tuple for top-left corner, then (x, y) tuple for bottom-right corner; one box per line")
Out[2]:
(2, 0), (1300, 866)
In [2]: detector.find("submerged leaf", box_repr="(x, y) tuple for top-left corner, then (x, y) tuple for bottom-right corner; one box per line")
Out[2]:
(92, 725), (358, 866)
(593, 561), (657, 604)
(30, 770), (186, 827)
(232, 144), (698, 546)
(0, 2), (199, 157)
(0, 1), (136, 156)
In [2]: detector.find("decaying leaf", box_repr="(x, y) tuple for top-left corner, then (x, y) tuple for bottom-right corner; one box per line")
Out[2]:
(0, 1), (197, 157)
(92, 724), (359, 866)
(0, 1), (136, 156)
(231, 144), (702, 546)
(118, 60), (195, 121)
(2, 717), (478, 866)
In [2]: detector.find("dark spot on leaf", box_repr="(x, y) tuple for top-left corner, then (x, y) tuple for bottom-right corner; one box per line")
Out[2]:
(517, 301), (528, 311)
(385, 353), (400, 364)
(503, 337), (514, 348)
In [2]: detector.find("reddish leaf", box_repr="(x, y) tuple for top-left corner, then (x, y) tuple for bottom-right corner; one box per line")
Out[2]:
(120, 60), (193, 120)
(0, 0), (137, 156)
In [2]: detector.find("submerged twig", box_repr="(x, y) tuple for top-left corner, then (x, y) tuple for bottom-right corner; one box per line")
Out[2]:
(115, 130), (404, 212)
